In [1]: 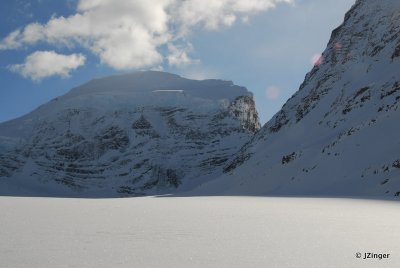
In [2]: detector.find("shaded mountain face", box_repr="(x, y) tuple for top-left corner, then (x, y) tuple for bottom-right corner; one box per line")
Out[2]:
(0, 71), (260, 197)
(196, 0), (400, 198)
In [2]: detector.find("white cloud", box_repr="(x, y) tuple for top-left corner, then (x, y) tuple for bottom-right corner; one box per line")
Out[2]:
(9, 51), (86, 81)
(0, 30), (23, 50)
(172, 0), (292, 34)
(1, 0), (293, 72)
(167, 43), (198, 67)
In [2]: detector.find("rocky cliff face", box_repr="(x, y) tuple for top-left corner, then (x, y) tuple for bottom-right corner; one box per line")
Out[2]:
(0, 71), (260, 197)
(196, 0), (400, 198)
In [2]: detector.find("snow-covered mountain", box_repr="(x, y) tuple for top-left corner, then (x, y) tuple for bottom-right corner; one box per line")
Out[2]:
(195, 0), (400, 198)
(0, 71), (260, 196)
(2, 0), (399, 198)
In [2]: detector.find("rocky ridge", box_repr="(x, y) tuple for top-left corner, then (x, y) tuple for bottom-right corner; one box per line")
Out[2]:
(196, 0), (400, 198)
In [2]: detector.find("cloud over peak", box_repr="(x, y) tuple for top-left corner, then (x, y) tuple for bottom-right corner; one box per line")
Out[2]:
(1, 0), (293, 78)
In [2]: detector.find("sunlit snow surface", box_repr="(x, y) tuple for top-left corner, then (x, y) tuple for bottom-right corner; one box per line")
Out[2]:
(0, 196), (399, 268)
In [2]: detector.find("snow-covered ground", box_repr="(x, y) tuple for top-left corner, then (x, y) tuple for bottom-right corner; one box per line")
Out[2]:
(0, 196), (399, 268)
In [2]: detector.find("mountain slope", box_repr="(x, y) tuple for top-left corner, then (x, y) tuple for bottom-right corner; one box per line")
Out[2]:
(195, 0), (400, 198)
(0, 71), (260, 197)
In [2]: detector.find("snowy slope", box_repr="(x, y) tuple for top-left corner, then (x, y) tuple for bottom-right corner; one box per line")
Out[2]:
(0, 71), (260, 196)
(195, 0), (400, 198)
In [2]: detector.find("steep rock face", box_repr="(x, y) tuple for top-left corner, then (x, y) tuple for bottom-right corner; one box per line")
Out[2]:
(0, 71), (260, 196)
(197, 0), (400, 198)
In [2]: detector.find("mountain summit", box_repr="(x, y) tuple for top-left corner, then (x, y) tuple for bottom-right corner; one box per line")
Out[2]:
(0, 71), (260, 196)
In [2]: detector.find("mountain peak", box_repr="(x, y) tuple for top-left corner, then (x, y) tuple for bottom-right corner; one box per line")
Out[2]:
(0, 70), (260, 196)
(197, 0), (400, 198)
(65, 71), (248, 102)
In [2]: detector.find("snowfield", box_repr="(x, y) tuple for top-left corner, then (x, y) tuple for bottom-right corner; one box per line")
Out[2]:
(0, 196), (399, 268)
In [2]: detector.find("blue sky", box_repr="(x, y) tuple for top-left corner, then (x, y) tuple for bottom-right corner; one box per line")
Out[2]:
(0, 0), (354, 124)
